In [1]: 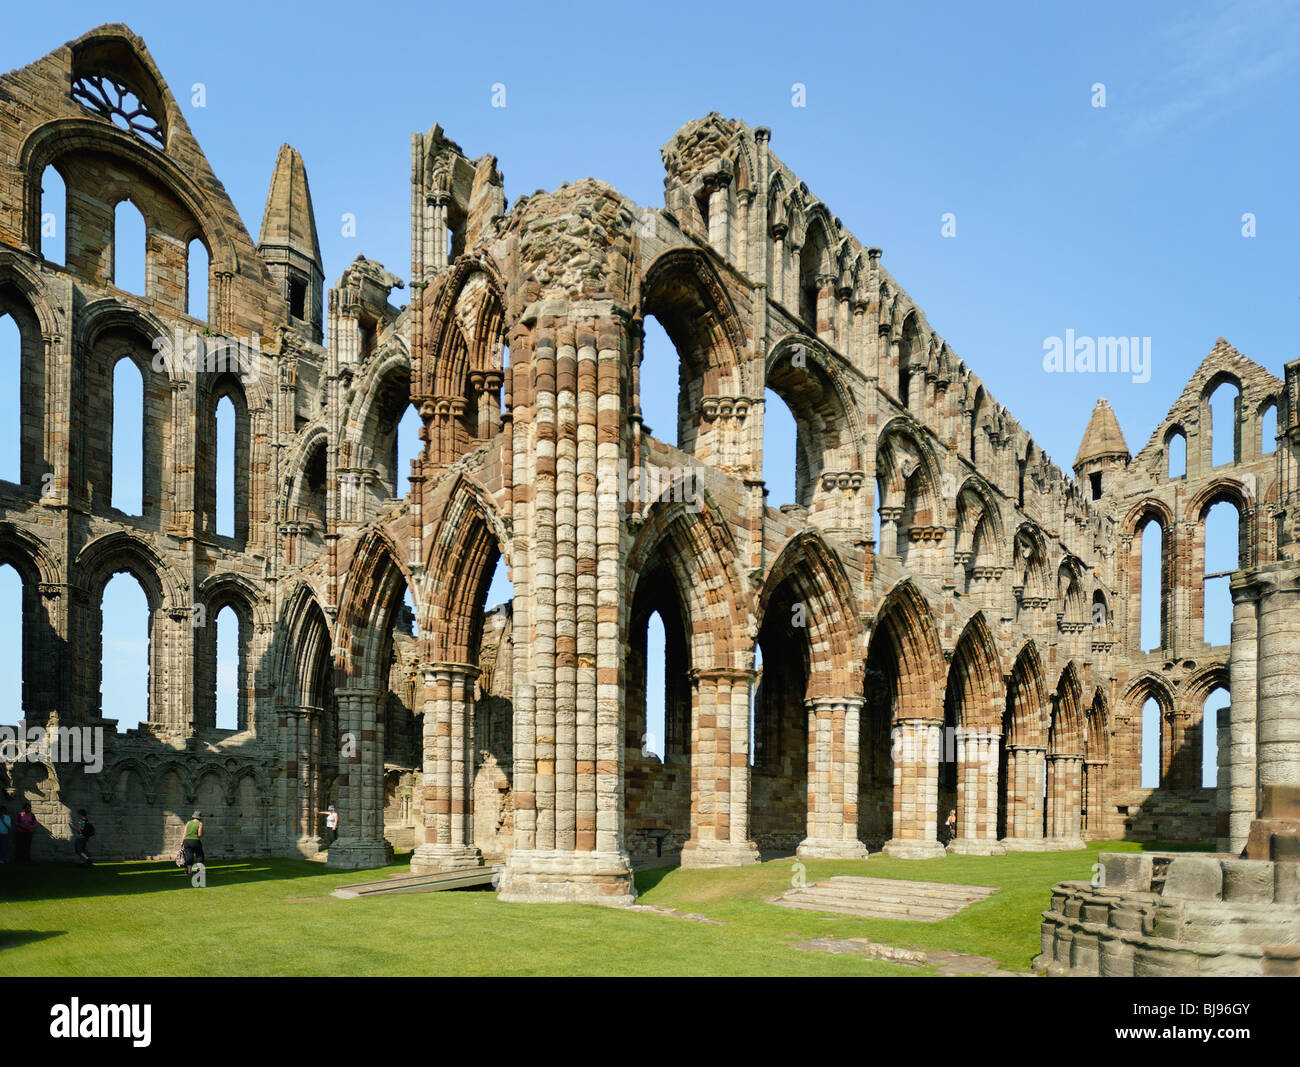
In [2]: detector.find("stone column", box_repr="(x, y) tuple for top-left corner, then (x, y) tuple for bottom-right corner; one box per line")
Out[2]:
(705, 172), (731, 257)
(326, 687), (393, 868)
(1083, 757), (1107, 839)
(1001, 744), (1048, 849)
(798, 696), (869, 859)
(1253, 565), (1300, 843)
(883, 719), (945, 858)
(878, 505), (902, 558)
(681, 668), (760, 867)
(1225, 575), (1260, 852)
(949, 726), (1006, 854)
(1045, 753), (1085, 848)
(411, 663), (483, 873)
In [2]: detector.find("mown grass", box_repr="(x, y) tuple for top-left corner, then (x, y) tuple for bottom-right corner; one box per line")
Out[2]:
(0, 840), (1189, 976)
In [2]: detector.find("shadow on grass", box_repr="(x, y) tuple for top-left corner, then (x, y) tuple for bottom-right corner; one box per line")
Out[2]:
(0, 929), (67, 950)
(0, 859), (338, 903)
(634, 865), (678, 896)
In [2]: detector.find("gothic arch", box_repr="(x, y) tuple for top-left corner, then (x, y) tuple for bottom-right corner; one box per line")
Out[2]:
(640, 246), (747, 390)
(867, 577), (945, 721)
(1005, 641), (1049, 748)
(758, 530), (863, 697)
(335, 528), (414, 688)
(947, 611), (1005, 727)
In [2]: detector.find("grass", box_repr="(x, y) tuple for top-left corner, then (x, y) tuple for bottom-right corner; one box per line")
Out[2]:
(0, 840), (1192, 976)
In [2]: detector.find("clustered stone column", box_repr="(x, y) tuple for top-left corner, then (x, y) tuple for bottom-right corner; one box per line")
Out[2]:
(1045, 753), (1084, 848)
(327, 687), (393, 868)
(411, 662), (482, 873)
(883, 719), (945, 857)
(1248, 565), (1300, 856)
(1001, 744), (1047, 848)
(681, 668), (760, 867)
(949, 727), (1005, 854)
(797, 696), (869, 859)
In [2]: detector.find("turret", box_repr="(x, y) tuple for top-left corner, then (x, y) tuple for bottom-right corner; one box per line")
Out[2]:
(258, 144), (324, 343)
(1073, 397), (1130, 500)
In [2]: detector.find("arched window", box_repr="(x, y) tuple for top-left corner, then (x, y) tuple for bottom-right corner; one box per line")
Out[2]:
(1260, 401), (1277, 456)
(112, 357), (144, 516)
(645, 610), (666, 759)
(1203, 501), (1240, 646)
(1203, 686), (1228, 788)
(101, 572), (149, 731)
(113, 199), (147, 296)
(1141, 696), (1161, 788)
(1167, 429), (1186, 478)
(1140, 520), (1163, 652)
(0, 313), (19, 483)
(0, 563), (22, 716)
(749, 642), (763, 768)
(215, 605), (239, 730)
(1092, 589), (1109, 630)
(396, 403), (422, 499)
(40, 165), (66, 265)
(1208, 380), (1239, 467)
(215, 394), (235, 538)
(187, 238), (209, 320)
(763, 387), (798, 509)
(484, 551), (513, 611)
(402, 585), (418, 637)
(639, 315), (678, 446)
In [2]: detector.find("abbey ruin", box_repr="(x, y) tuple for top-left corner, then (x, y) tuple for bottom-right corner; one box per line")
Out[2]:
(2, 25), (1298, 914)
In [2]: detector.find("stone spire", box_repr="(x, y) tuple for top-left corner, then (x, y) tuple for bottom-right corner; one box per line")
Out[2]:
(258, 144), (324, 342)
(1073, 397), (1130, 499)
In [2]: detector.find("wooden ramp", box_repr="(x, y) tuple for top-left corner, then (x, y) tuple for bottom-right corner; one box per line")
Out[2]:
(772, 876), (997, 922)
(331, 867), (497, 899)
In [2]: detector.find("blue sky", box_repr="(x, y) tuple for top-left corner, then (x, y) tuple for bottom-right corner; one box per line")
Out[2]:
(4, 0), (1285, 786)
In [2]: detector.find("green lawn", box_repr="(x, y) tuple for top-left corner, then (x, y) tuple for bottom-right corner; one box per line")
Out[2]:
(0, 841), (1186, 976)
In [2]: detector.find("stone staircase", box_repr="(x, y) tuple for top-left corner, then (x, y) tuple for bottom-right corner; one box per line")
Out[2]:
(773, 876), (998, 922)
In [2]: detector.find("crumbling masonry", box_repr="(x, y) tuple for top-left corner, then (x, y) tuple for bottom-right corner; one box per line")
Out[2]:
(2, 26), (1298, 909)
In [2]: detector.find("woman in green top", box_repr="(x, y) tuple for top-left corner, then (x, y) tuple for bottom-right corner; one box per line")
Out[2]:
(182, 811), (205, 875)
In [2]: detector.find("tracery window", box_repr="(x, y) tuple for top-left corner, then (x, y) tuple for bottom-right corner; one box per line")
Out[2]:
(71, 72), (165, 149)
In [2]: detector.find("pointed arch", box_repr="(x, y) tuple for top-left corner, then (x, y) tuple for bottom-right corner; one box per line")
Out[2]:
(947, 611), (1005, 728)
(868, 578), (945, 721)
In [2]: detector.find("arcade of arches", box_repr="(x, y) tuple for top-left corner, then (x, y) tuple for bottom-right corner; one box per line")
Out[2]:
(4, 27), (1300, 906)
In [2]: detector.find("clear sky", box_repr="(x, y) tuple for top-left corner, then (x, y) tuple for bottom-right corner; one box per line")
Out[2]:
(3, 0), (1283, 789)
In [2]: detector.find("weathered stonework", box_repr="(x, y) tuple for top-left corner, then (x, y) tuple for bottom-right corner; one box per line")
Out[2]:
(2, 26), (1298, 915)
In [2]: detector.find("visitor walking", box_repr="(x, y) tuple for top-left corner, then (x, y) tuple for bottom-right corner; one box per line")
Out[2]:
(14, 802), (37, 863)
(0, 804), (10, 863)
(181, 810), (205, 877)
(72, 809), (95, 866)
(942, 808), (957, 845)
(317, 804), (339, 847)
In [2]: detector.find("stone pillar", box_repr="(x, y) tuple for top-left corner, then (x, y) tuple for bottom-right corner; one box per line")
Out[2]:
(949, 726), (1006, 854)
(1046, 753), (1085, 848)
(798, 696), (869, 859)
(411, 662), (483, 873)
(1226, 575), (1260, 852)
(1083, 757), (1107, 839)
(883, 719), (945, 858)
(681, 668), (760, 867)
(1251, 565), (1300, 853)
(326, 687), (393, 869)
(1002, 744), (1048, 848)
(705, 172), (731, 257)
(878, 505), (902, 558)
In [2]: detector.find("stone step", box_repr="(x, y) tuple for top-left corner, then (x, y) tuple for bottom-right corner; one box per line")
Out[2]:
(772, 876), (999, 922)
(776, 894), (958, 921)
